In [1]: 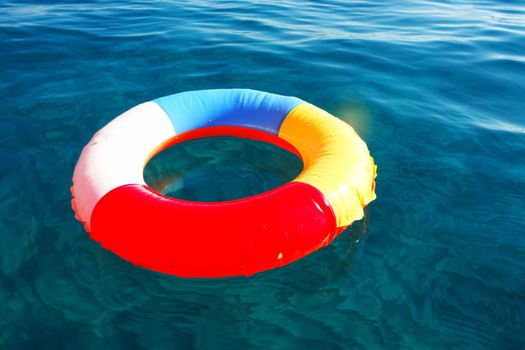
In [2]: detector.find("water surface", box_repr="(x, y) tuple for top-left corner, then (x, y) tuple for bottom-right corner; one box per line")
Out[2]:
(1, 0), (524, 349)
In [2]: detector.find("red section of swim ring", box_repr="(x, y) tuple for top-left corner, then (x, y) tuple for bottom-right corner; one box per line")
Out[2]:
(146, 126), (302, 162)
(90, 182), (339, 277)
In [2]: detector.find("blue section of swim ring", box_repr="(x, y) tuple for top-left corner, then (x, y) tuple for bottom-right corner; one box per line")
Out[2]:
(153, 89), (304, 135)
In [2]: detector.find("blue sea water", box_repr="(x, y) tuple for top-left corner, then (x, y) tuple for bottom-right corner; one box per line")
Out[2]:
(1, 0), (524, 348)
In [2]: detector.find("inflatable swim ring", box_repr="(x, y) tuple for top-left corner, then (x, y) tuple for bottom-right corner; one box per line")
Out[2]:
(71, 89), (377, 277)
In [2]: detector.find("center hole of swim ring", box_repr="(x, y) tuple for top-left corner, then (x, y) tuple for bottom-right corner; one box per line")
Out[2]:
(143, 136), (303, 202)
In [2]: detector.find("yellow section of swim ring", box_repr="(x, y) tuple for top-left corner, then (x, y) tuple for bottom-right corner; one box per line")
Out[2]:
(278, 103), (377, 228)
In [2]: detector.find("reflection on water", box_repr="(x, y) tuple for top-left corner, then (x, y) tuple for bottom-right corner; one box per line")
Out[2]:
(144, 136), (303, 202)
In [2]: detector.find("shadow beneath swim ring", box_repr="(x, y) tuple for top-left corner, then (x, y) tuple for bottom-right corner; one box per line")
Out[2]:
(342, 206), (371, 267)
(293, 206), (372, 280)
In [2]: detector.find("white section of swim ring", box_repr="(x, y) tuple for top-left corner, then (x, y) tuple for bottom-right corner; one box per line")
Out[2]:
(72, 102), (176, 230)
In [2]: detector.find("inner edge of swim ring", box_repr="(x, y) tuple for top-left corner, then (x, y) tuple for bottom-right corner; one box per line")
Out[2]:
(141, 126), (304, 204)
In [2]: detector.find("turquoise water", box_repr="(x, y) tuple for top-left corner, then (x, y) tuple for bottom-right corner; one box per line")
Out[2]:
(2, 0), (525, 348)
